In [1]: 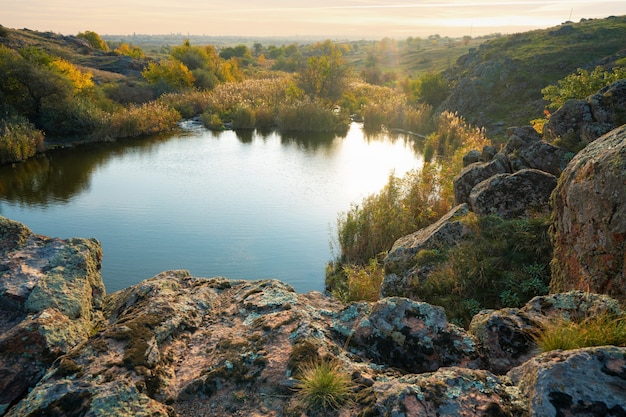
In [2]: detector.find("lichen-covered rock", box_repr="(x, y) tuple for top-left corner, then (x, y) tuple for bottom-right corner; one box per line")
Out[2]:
(516, 140), (569, 176)
(544, 79), (626, 146)
(469, 169), (557, 219)
(550, 125), (626, 301)
(0, 216), (104, 414)
(333, 298), (483, 374)
(503, 125), (542, 154)
(521, 290), (624, 320)
(469, 309), (538, 375)
(469, 291), (624, 376)
(381, 204), (470, 298)
(508, 346), (626, 417)
(453, 159), (510, 205)
(366, 367), (525, 417)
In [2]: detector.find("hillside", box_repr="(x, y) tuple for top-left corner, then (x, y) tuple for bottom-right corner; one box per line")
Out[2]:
(2, 16), (626, 141)
(441, 15), (626, 138)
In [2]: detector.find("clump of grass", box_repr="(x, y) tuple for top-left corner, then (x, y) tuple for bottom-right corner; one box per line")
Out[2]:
(534, 313), (626, 353)
(412, 214), (552, 327)
(293, 359), (353, 412)
(329, 259), (384, 303)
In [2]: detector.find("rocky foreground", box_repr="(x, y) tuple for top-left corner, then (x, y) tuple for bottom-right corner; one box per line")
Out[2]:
(1, 81), (626, 416)
(0, 220), (625, 416)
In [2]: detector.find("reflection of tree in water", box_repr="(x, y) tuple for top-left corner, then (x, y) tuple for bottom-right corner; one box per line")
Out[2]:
(0, 134), (173, 207)
(279, 130), (338, 152)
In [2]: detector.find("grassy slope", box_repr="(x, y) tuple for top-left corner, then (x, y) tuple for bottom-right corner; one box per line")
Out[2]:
(3, 16), (625, 137)
(440, 16), (626, 138)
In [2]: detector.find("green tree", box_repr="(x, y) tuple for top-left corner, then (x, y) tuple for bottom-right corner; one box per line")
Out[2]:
(76, 30), (109, 51)
(405, 72), (449, 107)
(542, 66), (626, 109)
(297, 40), (349, 101)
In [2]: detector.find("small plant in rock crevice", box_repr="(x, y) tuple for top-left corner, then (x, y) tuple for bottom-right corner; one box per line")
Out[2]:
(292, 359), (353, 412)
(533, 312), (626, 352)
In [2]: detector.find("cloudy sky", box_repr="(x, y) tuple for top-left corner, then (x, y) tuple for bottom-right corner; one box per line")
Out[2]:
(2, 0), (626, 39)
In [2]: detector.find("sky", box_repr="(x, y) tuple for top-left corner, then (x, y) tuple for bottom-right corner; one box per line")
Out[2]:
(2, 0), (626, 39)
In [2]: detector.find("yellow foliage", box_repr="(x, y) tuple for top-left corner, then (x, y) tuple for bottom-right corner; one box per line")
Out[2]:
(50, 58), (94, 93)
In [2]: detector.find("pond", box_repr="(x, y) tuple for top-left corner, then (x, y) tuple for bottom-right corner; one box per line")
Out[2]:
(0, 122), (424, 293)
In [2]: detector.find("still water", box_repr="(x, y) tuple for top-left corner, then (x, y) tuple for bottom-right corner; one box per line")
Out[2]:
(0, 122), (423, 293)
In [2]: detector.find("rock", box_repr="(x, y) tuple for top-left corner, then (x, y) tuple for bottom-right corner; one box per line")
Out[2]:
(469, 291), (624, 376)
(333, 298), (483, 374)
(469, 169), (558, 219)
(588, 79), (626, 126)
(453, 159), (510, 205)
(516, 140), (569, 176)
(367, 367), (524, 417)
(462, 149), (482, 167)
(543, 79), (626, 146)
(481, 145), (497, 162)
(0, 216), (104, 413)
(381, 204), (470, 298)
(503, 126), (542, 154)
(543, 98), (593, 143)
(508, 346), (626, 417)
(550, 125), (626, 300)
(469, 309), (538, 375)
(521, 290), (624, 320)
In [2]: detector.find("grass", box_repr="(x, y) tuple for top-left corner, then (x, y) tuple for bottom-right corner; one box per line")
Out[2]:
(293, 359), (353, 412)
(534, 313), (626, 352)
(416, 214), (552, 327)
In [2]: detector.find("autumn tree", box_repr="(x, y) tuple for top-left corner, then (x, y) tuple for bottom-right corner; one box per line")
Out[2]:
(77, 30), (109, 51)
(297, 40), (349, 101)
(0, 45), (101, 136)
(142, 59), (195, 95)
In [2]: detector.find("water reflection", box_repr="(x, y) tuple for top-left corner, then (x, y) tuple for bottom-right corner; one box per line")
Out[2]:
(0, 125), (400, 207)
(0, 133), (174, 207)
(0, 123), (424, 293)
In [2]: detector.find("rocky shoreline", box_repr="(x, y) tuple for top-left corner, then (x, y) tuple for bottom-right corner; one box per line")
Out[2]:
(1, 81), (626, 416)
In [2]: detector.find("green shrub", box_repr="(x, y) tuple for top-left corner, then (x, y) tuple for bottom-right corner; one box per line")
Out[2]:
(0, 116), (45, 164)
(200, 112), (224, 130)
(542, 66), (626, 109)
(416, 214), (552, 327)
(293, 360), (353, 412)
(534, 313), (626, 352)
(230, 105), (256, 129)
(329, 259), (384, 303)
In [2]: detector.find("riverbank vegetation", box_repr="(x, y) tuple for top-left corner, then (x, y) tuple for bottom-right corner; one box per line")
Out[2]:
(1, 19), (625, 327)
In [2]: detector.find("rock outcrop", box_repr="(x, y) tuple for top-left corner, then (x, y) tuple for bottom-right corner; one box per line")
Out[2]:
(544, 79), (626, 146)
(469, 169), (557, 219)
(381, 204), (470, 298)
(509, 346), (626, 416)
(2, 216), (626, 416)
(0, 216), (104, 415)
(470, 291), (623, 375)
(550, 124), (626, 301)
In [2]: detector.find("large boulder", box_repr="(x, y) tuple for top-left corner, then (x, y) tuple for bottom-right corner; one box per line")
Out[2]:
(544, 79), (626, 146)
(0, 216), (104, 414)
(509, 346), (626, 417)
(550, 125), (626, 300)
(453, 159), (509, 205)
(381, 204), (470, 298)
(469, 169), (558, 219)
(332, 297), (483, 374)
(469, 291), (623, 375)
